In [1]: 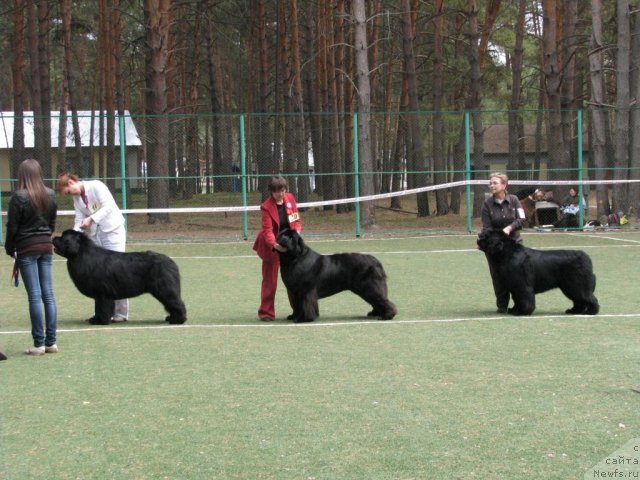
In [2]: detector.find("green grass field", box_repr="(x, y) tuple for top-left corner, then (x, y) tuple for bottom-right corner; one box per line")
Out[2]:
(1, 231), (639, 479)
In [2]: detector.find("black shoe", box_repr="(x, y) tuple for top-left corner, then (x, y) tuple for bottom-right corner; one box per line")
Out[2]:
(87, 316), (110, 325)
(496, 307), (508, 314)
(0, 351), (7, 361)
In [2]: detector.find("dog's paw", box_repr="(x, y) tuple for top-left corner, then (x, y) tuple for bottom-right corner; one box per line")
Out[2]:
(165, 315), (187, 324)
(508, 307), (532, 316)
(293, 317), (314, 323)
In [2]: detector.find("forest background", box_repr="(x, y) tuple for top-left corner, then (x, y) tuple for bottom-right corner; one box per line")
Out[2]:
(0, 0), (638, 230)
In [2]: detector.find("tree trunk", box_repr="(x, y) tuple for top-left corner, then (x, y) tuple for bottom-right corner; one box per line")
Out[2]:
(628, 0), (640, 216)
(11, 0), (26, 177)
(508, 0), (526, 179)
(60, 0), (83, 174)
(560, 0), (578, 194)
(334, 0), (349, 211)
(27, 2), (43, 166)
(316, 0), (336, 208)
(113, 0), (129, 201)
(144, 0), (172, 223)
(467, 0), (486, 217)
(104, 0), (117, 190)
(303, 0), (323, 198)
(613, 0), (630, 213)
(182, 5), (201, 199)
(401, 0), (429, 217)
(38, 0), (52, 178)
(542, 0), (569, 185)
(589, 0), (610, 218)
(251, 0), (275, 196)
(432, 0), (448, 215)
(288, 0), (310, 202)
(353, 0), (375, 228)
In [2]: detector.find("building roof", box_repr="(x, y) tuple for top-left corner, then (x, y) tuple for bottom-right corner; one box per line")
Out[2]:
(0, 111), (142, 149)
(481, 123), (546, 154)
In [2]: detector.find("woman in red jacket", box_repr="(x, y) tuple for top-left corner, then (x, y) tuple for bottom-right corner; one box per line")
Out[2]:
(252, 176), (302, 321)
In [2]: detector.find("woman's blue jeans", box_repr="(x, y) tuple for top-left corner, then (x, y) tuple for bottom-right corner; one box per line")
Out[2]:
(18, 253), (57, 347)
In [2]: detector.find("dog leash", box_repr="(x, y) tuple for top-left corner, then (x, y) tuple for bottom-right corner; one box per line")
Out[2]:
(11, 251), (19, 287)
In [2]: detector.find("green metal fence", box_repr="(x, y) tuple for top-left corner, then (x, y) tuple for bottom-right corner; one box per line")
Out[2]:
(1, 109), (637, 242)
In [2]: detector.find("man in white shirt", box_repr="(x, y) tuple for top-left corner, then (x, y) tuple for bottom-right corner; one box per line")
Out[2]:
(57, 172), (129, 323)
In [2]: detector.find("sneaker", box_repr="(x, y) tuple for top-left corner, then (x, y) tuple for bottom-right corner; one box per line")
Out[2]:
(25, 346), (45, 356)
(110, 315), (128, 323)
(45, 344), (59, 354)
(259, 317), (274, 322)
(496, 307), (508, 314)
(0, 351), (7, 361)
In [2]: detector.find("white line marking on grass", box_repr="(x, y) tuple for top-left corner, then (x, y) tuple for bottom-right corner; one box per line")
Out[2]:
(1, 313), (637, 336)
(576, 233), (640, 244)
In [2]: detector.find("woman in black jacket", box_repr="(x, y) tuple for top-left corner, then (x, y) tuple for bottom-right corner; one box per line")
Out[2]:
(5, 159), (58, 356)
(480, 172), (526, 313)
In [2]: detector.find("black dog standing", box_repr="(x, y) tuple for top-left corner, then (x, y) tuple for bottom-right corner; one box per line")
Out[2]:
(53, 229), (187, 325)
(276, 229), (397, 322)
(477, 230), (599, 316)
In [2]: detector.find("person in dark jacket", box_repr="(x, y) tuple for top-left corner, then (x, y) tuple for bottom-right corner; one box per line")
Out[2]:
(5, 159), (58, 356)
(554, 187), (585, 229)
(480, 172), (526, 313)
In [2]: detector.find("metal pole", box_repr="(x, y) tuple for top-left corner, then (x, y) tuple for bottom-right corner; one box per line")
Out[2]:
(353, 113), (361, 237)
(577, 109), (584, 228)
(240, 114), (249, 240)
(0, 190), (3, 243)
(464, 111), (473, 232)
(118, 113), (128, 229)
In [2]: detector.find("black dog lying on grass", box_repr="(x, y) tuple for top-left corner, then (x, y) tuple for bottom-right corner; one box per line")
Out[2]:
(477, 229), (599, 316)
(53, 229), (187, 325)
(276, 229), (397, 322)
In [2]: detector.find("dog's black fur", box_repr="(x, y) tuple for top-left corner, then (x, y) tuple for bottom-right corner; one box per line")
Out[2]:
(276, 229), (397, 322)
(477, 229), (599, 315)
(53, 229), (187, 325)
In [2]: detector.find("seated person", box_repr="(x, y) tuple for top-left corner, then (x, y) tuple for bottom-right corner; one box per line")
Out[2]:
(554, 187), (585, 229)
(520, 194), (537, 227)
(533, 188), (560, 225)
(533, 188), (559, 205)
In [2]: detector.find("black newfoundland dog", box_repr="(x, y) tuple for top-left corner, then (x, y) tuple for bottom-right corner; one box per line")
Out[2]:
(477, 229), (599, 316)
(276, 229), (397, 322)
(53, 229), (187, 325)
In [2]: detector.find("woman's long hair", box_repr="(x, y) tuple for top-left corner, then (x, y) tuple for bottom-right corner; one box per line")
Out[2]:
(17, 159), (49, 212)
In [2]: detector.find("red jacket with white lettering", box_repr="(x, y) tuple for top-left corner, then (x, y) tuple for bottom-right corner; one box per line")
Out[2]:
(252, 192), (302, 261)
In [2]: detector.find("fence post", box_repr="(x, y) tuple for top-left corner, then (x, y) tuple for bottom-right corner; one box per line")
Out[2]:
(118, 114), (128, 228)
(240, 114), (249, 240)
(464, 111), (473, 232)
(353, 112), (361, 237)
(577, 109), (584, 228)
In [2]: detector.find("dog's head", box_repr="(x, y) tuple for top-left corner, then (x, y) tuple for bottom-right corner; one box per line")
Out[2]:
(276, 229), (307, 258)
(476, 229), (517, 257)
(52, 229), (89, 259)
